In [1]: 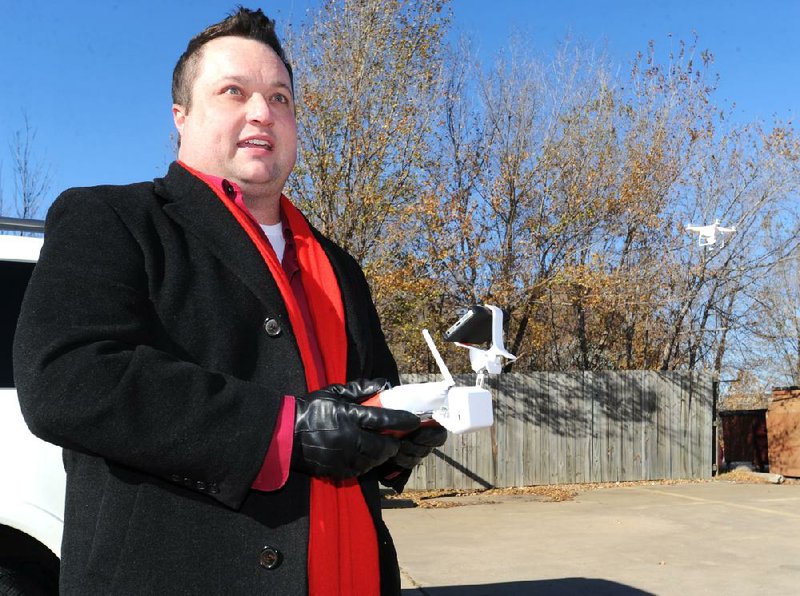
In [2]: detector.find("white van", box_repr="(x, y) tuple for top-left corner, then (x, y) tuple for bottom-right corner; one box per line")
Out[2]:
(0, 218), (63, 594)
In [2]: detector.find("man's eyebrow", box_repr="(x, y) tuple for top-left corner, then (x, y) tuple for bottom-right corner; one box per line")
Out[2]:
(219, 74), (293, 95)
(219, 75), (248, 84)
(273, 81), (294, 99)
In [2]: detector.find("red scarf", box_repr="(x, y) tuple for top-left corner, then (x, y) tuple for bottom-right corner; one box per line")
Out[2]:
(184, 164), (381, 595)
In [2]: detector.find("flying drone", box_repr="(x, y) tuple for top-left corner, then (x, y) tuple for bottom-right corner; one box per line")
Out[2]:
(685, 219), (736, 247)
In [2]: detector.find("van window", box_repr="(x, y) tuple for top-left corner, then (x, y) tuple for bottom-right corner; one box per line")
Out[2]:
(1, 261), (35, 387)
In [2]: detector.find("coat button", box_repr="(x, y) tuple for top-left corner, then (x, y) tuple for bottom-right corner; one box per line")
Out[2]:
(259, 546), (282, 570)
(263, 318), (281, 336)
(222, 179), (236, 199)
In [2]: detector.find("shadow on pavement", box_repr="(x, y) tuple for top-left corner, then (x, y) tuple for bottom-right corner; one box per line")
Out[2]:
(382, 498), (417, 509)
(403, 577), (655, 595)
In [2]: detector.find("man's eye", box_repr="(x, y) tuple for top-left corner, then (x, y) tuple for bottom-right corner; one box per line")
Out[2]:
(224, 86), (243, 96)
(272, 93), (289, 104)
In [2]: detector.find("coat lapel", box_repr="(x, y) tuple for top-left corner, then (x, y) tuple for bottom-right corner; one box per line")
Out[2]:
(157, 162), (285, 312)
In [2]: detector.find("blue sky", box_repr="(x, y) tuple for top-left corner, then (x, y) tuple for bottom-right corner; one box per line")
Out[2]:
(1, 0), (798, 216)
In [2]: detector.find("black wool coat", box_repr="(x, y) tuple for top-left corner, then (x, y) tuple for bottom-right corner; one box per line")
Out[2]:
(13, 162), (404, 595)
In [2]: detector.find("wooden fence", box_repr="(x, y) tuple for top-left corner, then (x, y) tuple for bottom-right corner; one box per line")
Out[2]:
(400, 371), (714, 490)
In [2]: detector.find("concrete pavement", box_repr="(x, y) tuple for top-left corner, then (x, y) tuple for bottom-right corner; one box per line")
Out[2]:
(383, 481), (800, 595)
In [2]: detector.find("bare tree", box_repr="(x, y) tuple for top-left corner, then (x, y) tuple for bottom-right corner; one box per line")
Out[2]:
(732, 242), (800, 389)
(285, 0), (447, 264)
(10, 114), (51, 220)
(654, 118), (800, 385)
(283, 0), (450, 371)
(764, 252), (800, 386)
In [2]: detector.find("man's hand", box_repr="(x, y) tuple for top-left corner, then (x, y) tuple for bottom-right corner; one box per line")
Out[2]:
(325, 379), (450, 470)
(393, 425), (448, 469)
(292, 380), (421, 479)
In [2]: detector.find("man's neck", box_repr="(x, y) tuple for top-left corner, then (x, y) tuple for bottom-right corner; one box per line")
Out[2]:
(241, 192), (281, 225)
(177, 162), (283, 225)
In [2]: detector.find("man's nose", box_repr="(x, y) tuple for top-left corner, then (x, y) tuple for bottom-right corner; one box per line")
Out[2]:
(246, 94), (273, 125)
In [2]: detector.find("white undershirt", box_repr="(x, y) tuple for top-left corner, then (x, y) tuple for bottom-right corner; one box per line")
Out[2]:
(260, 223), (286, 263)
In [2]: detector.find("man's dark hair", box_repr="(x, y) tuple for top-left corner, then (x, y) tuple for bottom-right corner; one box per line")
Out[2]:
(172, 6), (293, 109)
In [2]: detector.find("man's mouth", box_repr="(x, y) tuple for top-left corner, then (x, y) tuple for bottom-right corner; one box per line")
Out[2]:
(239, 138), (273, 151)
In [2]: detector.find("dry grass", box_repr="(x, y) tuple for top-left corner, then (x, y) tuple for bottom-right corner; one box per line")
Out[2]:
(715, 469), (798, 484)
(482, 485), (579, 502)
(716, 469), (774, 484)
(384, 473), (797, 509)
(385, 479), (675, 508)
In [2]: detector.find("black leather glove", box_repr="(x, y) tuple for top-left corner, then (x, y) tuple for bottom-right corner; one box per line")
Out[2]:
(292, 380), (421, 479)
(393, 424), (448, 469)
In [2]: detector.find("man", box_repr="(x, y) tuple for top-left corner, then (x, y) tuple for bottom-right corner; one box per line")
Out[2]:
(14, 8), (446, 595)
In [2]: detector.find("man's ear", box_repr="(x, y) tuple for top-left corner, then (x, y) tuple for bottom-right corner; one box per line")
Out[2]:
(172, 104), (187, 135)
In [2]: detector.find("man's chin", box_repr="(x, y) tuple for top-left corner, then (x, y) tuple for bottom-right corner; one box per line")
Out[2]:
(234, 163), (278, 183)
(236, 174), (288, 199)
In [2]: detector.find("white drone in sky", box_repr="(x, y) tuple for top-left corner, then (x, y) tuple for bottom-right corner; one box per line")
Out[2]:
(685, 219), (737, 247)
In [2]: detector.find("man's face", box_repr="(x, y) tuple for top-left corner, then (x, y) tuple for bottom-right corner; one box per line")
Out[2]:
(173, 36), (297, 201)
